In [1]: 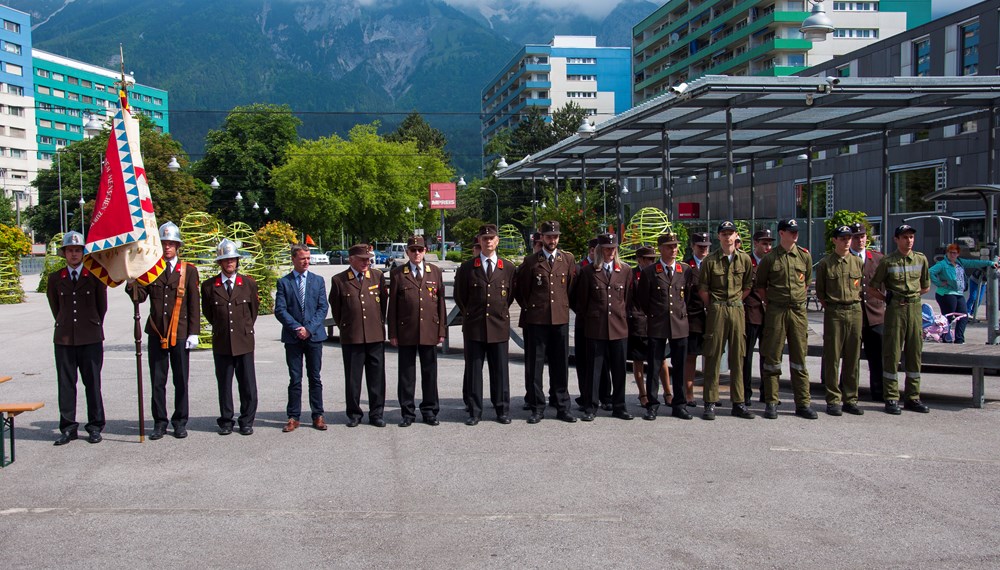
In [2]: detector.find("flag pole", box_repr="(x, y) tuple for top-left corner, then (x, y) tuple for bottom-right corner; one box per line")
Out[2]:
(132, 283), (146, 443)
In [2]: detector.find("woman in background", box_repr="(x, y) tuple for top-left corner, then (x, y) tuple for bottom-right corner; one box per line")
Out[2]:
(929, 244), (998, 343)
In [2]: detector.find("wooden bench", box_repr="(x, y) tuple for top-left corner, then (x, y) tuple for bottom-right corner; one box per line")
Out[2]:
(1, 401), (45, 467)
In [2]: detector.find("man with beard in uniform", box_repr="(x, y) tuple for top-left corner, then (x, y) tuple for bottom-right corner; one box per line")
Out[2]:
(330, 244), (388, 427)
(388, 236), (446, 427)
(742, 229), (773, 404)
(850, 222), (886, 402)
(684, 232), (711, 407)
(514, 221), (577, 424)
(127, 222), (200, 440)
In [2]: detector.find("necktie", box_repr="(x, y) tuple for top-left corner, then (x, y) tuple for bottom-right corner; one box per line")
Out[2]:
(666, 265), (672, 279)
(298, 273), (306, 307)
(414, 266), (421, 280)
(605, 265), (611, 277)
(548, 255), (554, 268)
(486, 259), (494, 280)
(225, 279), (233, 295)
(164, 261), (172, 279)
(71, 270), (78, 284)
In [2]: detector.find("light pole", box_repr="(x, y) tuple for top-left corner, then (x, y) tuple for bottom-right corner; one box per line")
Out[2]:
(480, 186), (499, 228)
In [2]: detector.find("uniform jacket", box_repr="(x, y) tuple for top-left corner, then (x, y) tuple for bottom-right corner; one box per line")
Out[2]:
(754, 244), (813, 305)
(870, 250), (930, 300)
(128, 259), (200, 344)
(514, 249), (576, 326)
(856, 249), (885, 326)
(387, 261), (446, 346)
(638, 260), (693, 340)
(454, 255), (514, 343)
(274, 270), (329, 344)
(47, 266), (108, 346)
(572, 260), (632, 341)
(684, 256), (708, 334)
(744, 254), (766, 325)
(329, 267), (387, 345)
(815, 252), (863, 305)
(699, 249), (753, 303)
(201, 273), (259, 356)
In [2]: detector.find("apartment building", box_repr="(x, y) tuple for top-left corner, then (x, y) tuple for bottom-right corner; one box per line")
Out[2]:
(0, 5), (35, 215)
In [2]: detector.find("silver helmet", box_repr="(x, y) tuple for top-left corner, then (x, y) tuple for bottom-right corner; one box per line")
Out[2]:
(214, 238), (241, 262)
(59, 231), (85, 256)
(159, 221), (183, 244)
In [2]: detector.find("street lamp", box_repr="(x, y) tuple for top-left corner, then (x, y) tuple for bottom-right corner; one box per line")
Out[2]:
(577, 117), (596, 138)
(480, 186), (499, 227)
(167, 156), (181, 172)
(210, 176), (221, 190)
(83, 114), (104, 138)
(801, 0), (835, 41)
(234, 191), (243, 202)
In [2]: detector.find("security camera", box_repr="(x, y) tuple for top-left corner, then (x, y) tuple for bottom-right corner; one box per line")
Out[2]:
(826, 76), (840, 86)
(669, 82), (689, 94)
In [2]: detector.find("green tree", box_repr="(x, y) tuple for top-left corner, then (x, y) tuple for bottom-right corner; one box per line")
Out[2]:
(272, 123), (453, 242)
(0, 193), (14, 226)
(27, 115), (205, 242)
(509, 106), (557, 160)
(385, 111), (450, 164)
(825, 210), (872, 253)
(451, 217), (488, 253)
(195, 103), (302, 226)
(551, 101), (590, 140)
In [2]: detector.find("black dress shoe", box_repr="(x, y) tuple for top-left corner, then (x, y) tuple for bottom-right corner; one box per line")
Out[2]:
(465, 416), (480, 426)
(843, 403), (864, 415)
(346, 418), (361, 428)
(580, 413), (595, 422)
(612, 410), (634, 420)
(219, 425), (233, 435)
(173, 426), (188, 439)
(423, 416), (440, 426)
(600, 402), (613, 412)
(671, 406), (692, 420)
(702, 403), (716, 421)
(642, 409), (657, 421)
(884, 400), (902, 415)
(731, 404), (755, 419)
(556, 411), (578, 423)
(903, 399), (930, 413)
(763, 403), (778, 419)
(238, 426), (253, 436)
(369, 418), (386, 428)
(149, 426), (166, 440)
(87, 431), (103, 444)
(795, 406), (818, 420)
(398, 418), (413, 427)
(826, 404), (843, 417)
(526, 413), (542, 424)
(53, 432), (78, 446)
(496, 415), (512, 425)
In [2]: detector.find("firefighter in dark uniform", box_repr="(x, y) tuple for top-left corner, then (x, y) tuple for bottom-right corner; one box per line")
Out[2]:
(742, 229), (773, 404)
(573, 238), (612, 410)
(127, 221), (200, 440)
(387, 236), (446, 427)
(850, 222), (886, 402)
(815, 225), (865, 416)
(202, 238), (260, 436)
(699, 221), (755, 420)
(684, 232), (711, 407)
(49, 231), (108, 446)
(637, 232), (695, 421)
(572, 233), (634, 421)
(330, 244), (389, 427)
(455, 224), (516, 425)
(514, 221), (578, 423)
(868, 224), (931, 415)
(629, 246), (669, 410)
(755, 219), (815, 420)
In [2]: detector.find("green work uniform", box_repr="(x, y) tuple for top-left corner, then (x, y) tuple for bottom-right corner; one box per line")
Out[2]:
(815, 252), (863, 405)
(869, 250), (930, 402)
(699, 249), (752, 405)
(755, 243), (813, 407)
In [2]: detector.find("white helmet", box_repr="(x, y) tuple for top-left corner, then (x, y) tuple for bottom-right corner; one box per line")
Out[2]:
(214, 238), (241, 262)
(58, 231), (85, 256)
(159, 221), (183, 244)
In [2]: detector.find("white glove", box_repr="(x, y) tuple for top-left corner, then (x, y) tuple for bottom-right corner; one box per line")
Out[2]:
(185, 335), (199, 350)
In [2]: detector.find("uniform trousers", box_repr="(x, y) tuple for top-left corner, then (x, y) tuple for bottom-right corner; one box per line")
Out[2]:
(761, 305), (811, 407)
(398, 344), (440, 420)
(822, 304), (862, 405)
(214, 351), (258, 429)
(861, 323), (884, 400)
(55, 343), (105, 434)
(148, 337), (190, 429)
(342, 342), (386, 422)
(646, 337), (688, 411)
(882, 299), (923, 402)
(285, 339), (324, 421)
(463, 339), (510, 418)
(703, 304), (747, 405)
(584, 338), (627, 415)
(742, 322), (765, 402)
(574, 324), (611, 406)
(524, 324), (571, 414)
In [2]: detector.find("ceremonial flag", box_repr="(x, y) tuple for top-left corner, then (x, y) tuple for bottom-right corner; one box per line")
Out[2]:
(83, 80), (164, 287)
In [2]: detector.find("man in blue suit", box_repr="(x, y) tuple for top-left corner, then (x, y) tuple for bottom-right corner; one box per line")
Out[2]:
(275, 243), (330, 431)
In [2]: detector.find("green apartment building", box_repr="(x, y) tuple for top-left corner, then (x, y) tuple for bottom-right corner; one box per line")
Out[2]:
(32, 49), (168, 162)
(632, 0), (931, 104)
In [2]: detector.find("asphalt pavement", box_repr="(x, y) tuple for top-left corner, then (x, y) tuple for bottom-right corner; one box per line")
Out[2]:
(1, 264), (999, 568)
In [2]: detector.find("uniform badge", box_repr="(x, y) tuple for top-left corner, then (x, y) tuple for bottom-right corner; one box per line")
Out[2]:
(798, 272), (805, 282)
(536, 274), (543, 286)
(501, 290), (507, 297)
(854, 279), (860, 287)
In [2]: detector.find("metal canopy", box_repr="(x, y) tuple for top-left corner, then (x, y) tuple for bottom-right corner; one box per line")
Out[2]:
(495, 75), (1000, 180)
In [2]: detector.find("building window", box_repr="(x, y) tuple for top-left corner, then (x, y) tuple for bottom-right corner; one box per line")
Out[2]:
(891, 165), (943, 214)
(9, 148), (26, 159)
(37, 85), (50, 95)
(4, 63), (22, 76)
(836, 64), (851, 77)
(6, 84), (22, 96)
(38, 136), (53, 145)
(566, 92), (597, 98)
(153, 97), (163, 105)
(2, 41), (21, 55)
(67, 76), (79, 85)
(54, 122), (66, 130)
(794, 180), (833, 219)
(53, 89), (65, 98)
(39, 152), (53, 160)
(568, 75), (596, 81)
(9, 127), (25, 138)
(566, 57), (596, 64)
(52, 72), (64, 81)
(6, 106), (23, 117)
(913, 38), (931, 76)
(787, 0), (805, 10)
(786, 54), (805, 67)
(82, 95), (92, 103)
(960, 20), (979, 76)
(3, 20), (20, 33)
(67, 92), (80, 101)
(832, 29), (879, 39)
(36, 69), (49, 78)
(38, 119), (51, 128)
(68, 124), (81, 133)
(55, 138), (68, 147)
(81, 79), (92, 88)
(832, 2), (879, 10)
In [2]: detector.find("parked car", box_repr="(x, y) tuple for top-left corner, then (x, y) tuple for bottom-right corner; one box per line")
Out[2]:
(325, 250), (349, 264)
(309, 247), (329, 265)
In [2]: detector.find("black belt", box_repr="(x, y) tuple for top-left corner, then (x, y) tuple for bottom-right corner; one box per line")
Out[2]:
(711, 300), (742, 307)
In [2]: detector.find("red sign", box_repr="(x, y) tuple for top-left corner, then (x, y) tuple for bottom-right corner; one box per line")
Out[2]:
(429, 183), (457, 209)
(678, 202), (701, 219)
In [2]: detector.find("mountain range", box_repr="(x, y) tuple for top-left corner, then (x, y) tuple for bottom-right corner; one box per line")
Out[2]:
(13, 0), (657, 176)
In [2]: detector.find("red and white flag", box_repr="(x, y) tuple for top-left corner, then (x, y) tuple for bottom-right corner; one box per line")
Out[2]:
(83, 87), (164, 287)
